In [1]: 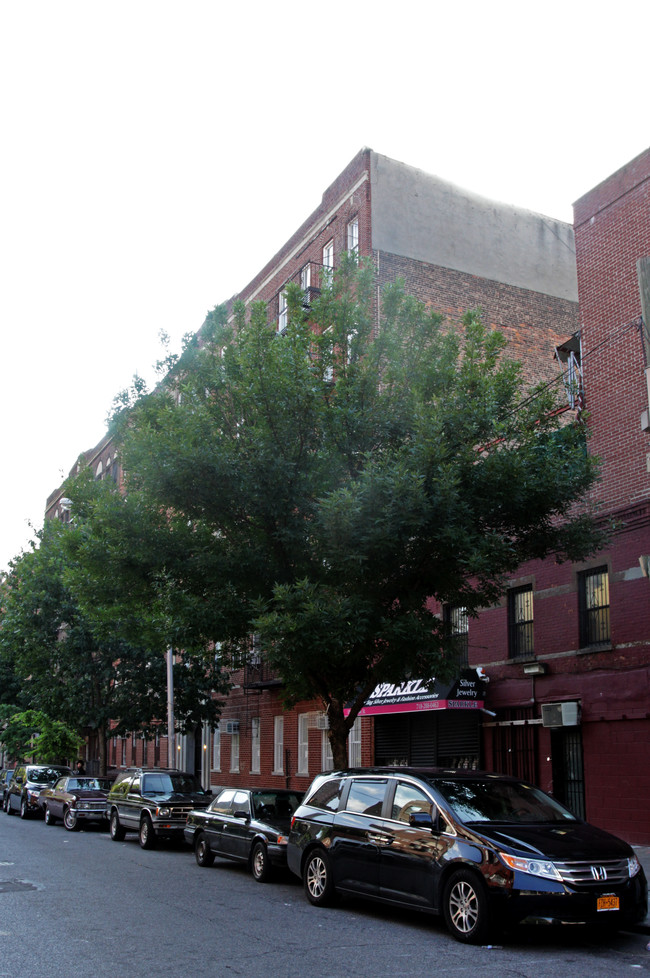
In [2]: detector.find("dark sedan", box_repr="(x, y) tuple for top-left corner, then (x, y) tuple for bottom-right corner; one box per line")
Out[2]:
(185, 787), (303, 882)
(39, 776), (114, 830)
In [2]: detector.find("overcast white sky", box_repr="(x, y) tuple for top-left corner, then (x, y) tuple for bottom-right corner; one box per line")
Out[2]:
(1, 1), (648, 572)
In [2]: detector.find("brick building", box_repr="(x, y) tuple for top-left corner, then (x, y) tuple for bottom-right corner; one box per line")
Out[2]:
(192, 149), (582, 798)
(46, 149), (592, 805)
(476, 147), (650, 845)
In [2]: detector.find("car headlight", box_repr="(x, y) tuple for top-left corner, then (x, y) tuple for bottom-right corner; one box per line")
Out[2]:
(499, 852), (562, 881)
(157, 807), (172, 818)
(628, 855), (641, 878)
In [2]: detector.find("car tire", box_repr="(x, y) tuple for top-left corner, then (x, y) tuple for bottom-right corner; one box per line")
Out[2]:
(19, 796), (30, 819)
(64, 807), (79, 831)
(139, 814), (156, 850)
(303, 848), (337, 907)
(194, 833), (215, 868)
(109, 810), (126, 841)
(442, 869), (490, 944)
(251, 841), (273, 883)
(44, 805), (57, 826)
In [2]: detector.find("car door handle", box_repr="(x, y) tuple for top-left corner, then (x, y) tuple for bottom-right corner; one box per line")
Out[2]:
(366, 832), (394, 845)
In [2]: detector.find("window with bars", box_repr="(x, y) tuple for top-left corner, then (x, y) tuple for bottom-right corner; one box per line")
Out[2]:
(444, 605), (469, 669)
(579, 566), (610, 647)
(508, 585), (534, 658)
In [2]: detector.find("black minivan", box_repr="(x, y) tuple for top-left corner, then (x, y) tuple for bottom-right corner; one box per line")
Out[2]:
(287, 767), (647, 943)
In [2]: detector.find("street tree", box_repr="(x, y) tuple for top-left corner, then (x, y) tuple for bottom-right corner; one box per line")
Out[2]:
(0, 708), (83, 764)
(111, 257), (604, 767)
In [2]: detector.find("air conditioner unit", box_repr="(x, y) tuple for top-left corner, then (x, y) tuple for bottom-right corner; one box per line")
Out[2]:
(315, 713), (329, 730)
(224, 720), (240, 735)
(541, 702), (580, 728)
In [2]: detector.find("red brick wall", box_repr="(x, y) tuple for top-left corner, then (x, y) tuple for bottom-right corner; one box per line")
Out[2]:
(573, 147), (650, 512)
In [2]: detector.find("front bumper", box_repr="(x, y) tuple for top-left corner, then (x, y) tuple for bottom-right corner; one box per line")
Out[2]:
(490, 869), (648, 929)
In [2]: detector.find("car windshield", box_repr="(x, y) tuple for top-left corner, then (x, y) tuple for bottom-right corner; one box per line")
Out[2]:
(70, 778), (112, 791)
(28, 768), (67, 784)
(252, 791), (303, 820)
(142, 773), (201, 795)
(432, 778), (578, 824)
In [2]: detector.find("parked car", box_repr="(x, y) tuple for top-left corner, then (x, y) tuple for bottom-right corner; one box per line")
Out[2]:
(185, 787), (304, 881)
(106, 767), (211, 849)
(39, 775), (114, 830)
(5, 764), (72, 818)
(0, 769), (14, 811)
(287, 767), (648, 944)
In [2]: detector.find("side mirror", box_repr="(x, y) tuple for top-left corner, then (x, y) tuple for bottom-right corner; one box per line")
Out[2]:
(233, 810), (249, 820)
(409, 809), (441, 833)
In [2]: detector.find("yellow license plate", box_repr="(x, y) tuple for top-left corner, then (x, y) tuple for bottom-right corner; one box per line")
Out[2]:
(597, 895), (620, 912)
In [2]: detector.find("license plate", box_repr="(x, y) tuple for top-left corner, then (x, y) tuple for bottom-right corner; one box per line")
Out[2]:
(597, 895), (620, 912)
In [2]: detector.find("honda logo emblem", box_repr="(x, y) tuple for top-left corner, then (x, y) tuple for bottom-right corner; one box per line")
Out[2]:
(591, 865), (607, 881)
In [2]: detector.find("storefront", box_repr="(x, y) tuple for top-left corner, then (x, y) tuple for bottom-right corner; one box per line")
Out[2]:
(349, 671), (488, 769)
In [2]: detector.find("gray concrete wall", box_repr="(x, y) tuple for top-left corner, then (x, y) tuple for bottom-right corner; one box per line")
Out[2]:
(370, 152), (578, 301)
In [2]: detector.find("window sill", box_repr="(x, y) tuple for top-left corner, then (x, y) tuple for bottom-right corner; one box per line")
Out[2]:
(576, 643), (613, 655)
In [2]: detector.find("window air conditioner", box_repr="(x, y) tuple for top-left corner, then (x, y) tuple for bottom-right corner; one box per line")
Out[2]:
(541, 702), (580, 728)
(315, 713), (329, 730)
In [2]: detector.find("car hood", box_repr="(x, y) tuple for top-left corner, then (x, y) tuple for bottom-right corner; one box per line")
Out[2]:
(471, 821), (633, 861)
(147, 792), (210, 805)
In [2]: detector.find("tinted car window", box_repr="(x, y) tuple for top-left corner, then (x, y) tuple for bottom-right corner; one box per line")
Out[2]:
(306, 778), (345, 813)
(433, 778), (577, 824)
(346, 780), (387, 816)
(391, 782), (431, 822)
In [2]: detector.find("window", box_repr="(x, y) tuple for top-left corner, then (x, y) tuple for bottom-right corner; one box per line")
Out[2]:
(273, 716), (284, 774)
(321, 730), (334, 772)
(444, 605), (469, 669)
(306, 777), (344, 812)
(347, 216), (359, 255)
(391, 782), (432, 822)
(298, 714), (309, 775)
(300, 264), (311, 290)
(579, 566), (610, 647)
(230, 731), (240, 773)
(346, 779), (387, 816)
(251, 717), (260, 774)
(322, 240), (334, 283)
(348, 717), (361, 767)
(212, 725), (221, 772)
(278, 290), (288, 333)
(508, 585), (534, 658)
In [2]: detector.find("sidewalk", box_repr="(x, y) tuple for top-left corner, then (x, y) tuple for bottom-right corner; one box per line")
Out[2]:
(632, 845), (650, 935)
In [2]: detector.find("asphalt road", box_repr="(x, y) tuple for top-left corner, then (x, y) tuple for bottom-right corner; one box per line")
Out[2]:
(0, 809), (649, 978)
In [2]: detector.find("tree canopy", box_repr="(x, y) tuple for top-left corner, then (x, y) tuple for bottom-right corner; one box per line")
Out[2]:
(105, 257), (603, 767)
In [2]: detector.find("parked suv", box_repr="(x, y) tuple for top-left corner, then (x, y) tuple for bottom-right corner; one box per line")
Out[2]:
(6, 764), (72, 818)
(106, 768), (211, 849)
(287, 767), (648, 944)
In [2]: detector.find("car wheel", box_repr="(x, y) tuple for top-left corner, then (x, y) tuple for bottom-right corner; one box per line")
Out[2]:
(109, 810), (126, 841)
(19, 796), (29, 819)
(139, 815), (156, 850)
(251, 841), (273, 883)
(64, 807), (79, 831)
(194, 833), (215, 868)
(443, 869), (490, 944)
(303, 848), (337, 906)
(44, 805), (56, 826)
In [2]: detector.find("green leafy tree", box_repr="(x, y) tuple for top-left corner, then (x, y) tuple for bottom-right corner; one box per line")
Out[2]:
(110, 258), (603, 768)
(0, 708), (83, 763)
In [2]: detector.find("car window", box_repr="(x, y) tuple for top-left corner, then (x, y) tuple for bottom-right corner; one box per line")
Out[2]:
(305, 778), (345, 813)
(346, 780), (388, 817)
(54, 777), (68, 790)
(210, 789), (236, 813)
(391, 782), (432, 823)
(232, 791), (250, 816)
(252, 791), (302, 819)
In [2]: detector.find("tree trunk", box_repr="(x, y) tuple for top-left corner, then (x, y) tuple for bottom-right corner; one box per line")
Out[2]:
(327, 700), (350, 770)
